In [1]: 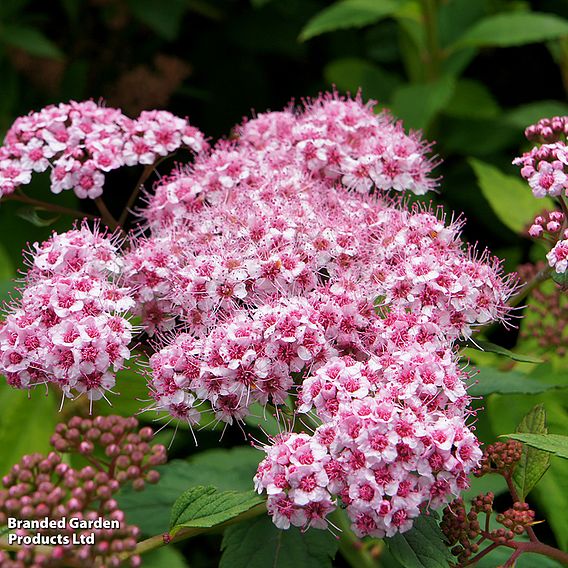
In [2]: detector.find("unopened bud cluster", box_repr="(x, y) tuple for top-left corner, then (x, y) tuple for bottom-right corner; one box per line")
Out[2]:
(474, 439), (523, 477)
(0, 415), (166, 567)
(441, 494), (537, 567)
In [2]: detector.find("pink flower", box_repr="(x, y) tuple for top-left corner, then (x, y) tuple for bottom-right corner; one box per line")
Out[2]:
(547, 239), (568, 273)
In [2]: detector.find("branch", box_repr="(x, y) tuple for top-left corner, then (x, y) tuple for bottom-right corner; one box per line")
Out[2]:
(4, 192), (95, 221)
(94, 197), (119, 231)
(508, 266), (552, 308)
(118, 155), (171, 227)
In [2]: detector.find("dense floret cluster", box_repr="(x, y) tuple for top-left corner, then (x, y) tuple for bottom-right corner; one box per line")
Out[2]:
(0, 224), (133, 404)
(0, 100), (206, 199)
(515, 118), (568, 276)
(0, 93), (516, 539)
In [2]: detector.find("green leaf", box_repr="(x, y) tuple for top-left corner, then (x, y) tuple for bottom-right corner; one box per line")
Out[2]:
(463, 338), (543, 363)
(504, 433), (568, 459)
(0, 25), (63, 59)
(457, 12), (568, 48)
(0, 384), (58, 475)
(391, 76), (455, 131)
(513, 405), (550, 501)
(552, 270), (568, 288)
(387, 514), (452, 568)
(506, 101), (568, 129)
(475, 549), (564, 568)
(324, 57), (401, 102)
(486, 394), (568, 549)
(440, 116), (518, 156)
(469, 158), (555, 234)
(467, 367), (565, 396)
(169, 486), (264, 535)
(16, 207), (61, 227)
(143, 546), (188, 568)
(437, 0), (486, 48)
(220, 515), (338, 568)
(127, 0), (188, 40)
(299, 0), (399, 41)
(444, 79), (500, 119)
(244, 402), (283, 437)
(95, 366), (148, 418)
(117, 447), (262, 535)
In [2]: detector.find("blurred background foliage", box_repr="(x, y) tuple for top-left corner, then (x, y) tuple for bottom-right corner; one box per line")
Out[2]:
(2, 1), (568, 566)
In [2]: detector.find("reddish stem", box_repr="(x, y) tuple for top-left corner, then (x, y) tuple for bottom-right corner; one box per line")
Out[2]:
(5, 192), (95, 221)
(94, 197), (119, 231)
(503, 473), (538, 543)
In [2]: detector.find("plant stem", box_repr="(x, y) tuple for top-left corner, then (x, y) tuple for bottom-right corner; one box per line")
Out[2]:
(330, 509), (378, 568)
(508, 267), (552, 308)
(118, 155), (170, 227)
(503, 473), (538, 543)
(119, 502), (267, 561)
(4, 192), (95, 221)
(94, 197), (119, 231)
(420, 0), (442, 80)
(463, 541), (500, 566)
(118, 165), (153, 227)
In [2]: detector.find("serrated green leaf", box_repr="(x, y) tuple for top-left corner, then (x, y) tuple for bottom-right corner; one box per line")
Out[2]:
(504, 433), (568, 459)
(467, 367), (565, 396)
(387, 514), (452, 568)
(486, 393), (568, 549)
(513, 404), (550, 501)
(0, 25), (63, 59)
(456, 12), (568, 48)
(169, 485), (264, 535)
(0, 384), (58, 475)
(220, 514), (338, 568)
(444, 79), (500, 119)
(299, 0), (399, 41)
(469, 158), (555, 235)
(391, 76), (455, 130)
(324, 57), (401, 102)
(117, 448), (262, 535)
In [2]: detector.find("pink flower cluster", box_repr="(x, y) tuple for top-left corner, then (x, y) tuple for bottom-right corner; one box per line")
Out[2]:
(0, 101), (206, 199)
(147, 298), (337, 424)
(132, 95), (512, 442)
(514, 116), (568, 198)
(255, 312), (481, 536)
(0, 224), (133, 403)
(0, 93), (516, 539)
(144, 93), (436, 229)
